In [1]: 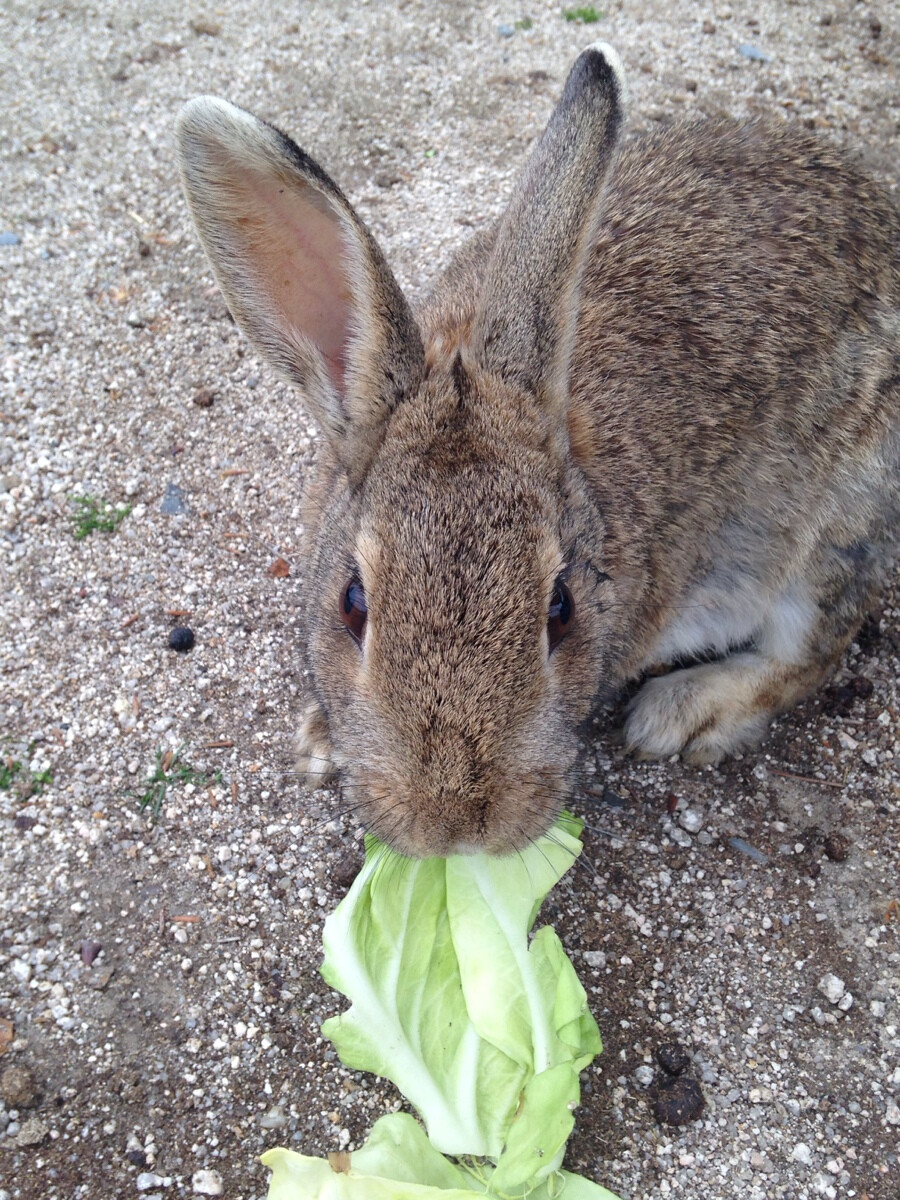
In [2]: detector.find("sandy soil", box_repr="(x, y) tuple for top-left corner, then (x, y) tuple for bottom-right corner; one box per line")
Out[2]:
(0, 2), (897, 1198)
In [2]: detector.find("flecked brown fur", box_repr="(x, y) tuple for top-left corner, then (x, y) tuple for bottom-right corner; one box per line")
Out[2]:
(177, 45), (898, 854)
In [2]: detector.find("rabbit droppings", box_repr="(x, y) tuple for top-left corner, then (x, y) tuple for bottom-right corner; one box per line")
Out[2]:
(177, 44), (898, 857)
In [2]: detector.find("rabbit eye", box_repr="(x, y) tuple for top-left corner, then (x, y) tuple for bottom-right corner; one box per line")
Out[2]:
(547, 578), (574, 653)
(340, 577), (368, 647)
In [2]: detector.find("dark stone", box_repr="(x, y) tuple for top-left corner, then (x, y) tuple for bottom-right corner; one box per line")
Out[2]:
(650, 1075), (705, 1126)
(587, 785), (628, 808)
(81, 939), (103, 966)
(823, 832), (851, 863)
(192, 386), (216, 408)
(160, 482), (189, 515)
(332, 856), (362, 891)
(656, 1043), (691, 1076)
(822, 675), (874, 716)
(168, 626), (195, 653)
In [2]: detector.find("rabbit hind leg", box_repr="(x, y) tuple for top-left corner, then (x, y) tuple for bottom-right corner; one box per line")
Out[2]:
(624, 544), (885, 765)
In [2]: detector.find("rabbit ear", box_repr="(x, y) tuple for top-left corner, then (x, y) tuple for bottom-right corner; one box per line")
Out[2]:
(470, 43), (626, 430)
(176, 97), (424, 480)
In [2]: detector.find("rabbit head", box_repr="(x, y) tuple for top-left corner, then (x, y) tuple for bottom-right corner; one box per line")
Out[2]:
(176, 45), (628, 855)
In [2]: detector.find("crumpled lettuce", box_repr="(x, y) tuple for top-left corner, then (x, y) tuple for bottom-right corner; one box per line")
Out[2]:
(263, 818), (620, 1199)
(262, 1113), (622, 1200)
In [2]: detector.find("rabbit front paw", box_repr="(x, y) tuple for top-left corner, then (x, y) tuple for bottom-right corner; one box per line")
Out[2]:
(296, 701), (338, 784)
(624, 658), (774, 765)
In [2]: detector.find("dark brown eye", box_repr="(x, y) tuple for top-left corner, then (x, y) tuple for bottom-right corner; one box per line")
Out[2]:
(340, 576), (367, 647)
(547, 578), (574, 653)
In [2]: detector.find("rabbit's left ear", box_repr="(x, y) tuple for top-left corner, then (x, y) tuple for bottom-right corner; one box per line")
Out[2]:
(470, 43), (626, 428)
(176, 97), (424, 482)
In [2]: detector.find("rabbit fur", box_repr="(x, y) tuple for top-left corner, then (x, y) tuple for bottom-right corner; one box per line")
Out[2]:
(176, 43), (899, 856)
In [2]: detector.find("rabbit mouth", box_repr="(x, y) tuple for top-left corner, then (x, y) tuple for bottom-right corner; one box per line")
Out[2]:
(345, 757), (570, 859)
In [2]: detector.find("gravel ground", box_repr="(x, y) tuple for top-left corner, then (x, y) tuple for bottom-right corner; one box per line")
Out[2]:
(1, 2), (898, 1198)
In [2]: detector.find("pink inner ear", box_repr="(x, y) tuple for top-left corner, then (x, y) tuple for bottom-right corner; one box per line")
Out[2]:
(240, 168), (354, 393)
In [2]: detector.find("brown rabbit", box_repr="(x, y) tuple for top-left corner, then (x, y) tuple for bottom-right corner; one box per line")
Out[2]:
(176, 43), (899, 857)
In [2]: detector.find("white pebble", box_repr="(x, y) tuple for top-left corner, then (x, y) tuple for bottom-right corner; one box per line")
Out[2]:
(837, 992), (854, 1011)
(10, 959), (32, 984)
(886, 1099), (900, 1126)
(136, 1173), (171, 1191)
(192, 1169), (223, 1196)
(583, 950), (606, 968)
(678, 807), (703, 833)
(634, 1065), (654, 1087)
(817, 973), (845, 1004)
(791, 1142), (813, 1165)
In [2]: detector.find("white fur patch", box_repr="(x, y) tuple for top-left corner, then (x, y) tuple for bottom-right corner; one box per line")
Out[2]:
(759, 584), (817, 664)
(644, 573), (816, 669)
(585, 41), (628, 101)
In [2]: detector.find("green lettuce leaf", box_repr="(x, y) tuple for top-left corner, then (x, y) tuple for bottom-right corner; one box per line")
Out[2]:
(319, 819), (601, 1185)
(262, 818), (621, 1200)
(262, 1114), (622, 1200)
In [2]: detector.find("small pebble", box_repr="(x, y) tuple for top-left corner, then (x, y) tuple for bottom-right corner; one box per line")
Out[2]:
(190, 17), (222, 36)
(634, 1064), (655, 1087)
(678, 807), (703, 833)
(1, 1065), (40, 1108)
(136, 1173), (171, 1191)
(738, 43), (771, 62)
(823, 832), (850, 862)
(15, 1117), (48, 1147)
(87, 966), (115, 991)
(818, 973), (846, 1005)
(192, 1169), (223, 1196)
(168, 626), (195, 653)
(126, 1132), (147, 1168)
(596, 785), (628, 808)
(497, 22), (515, 37)
(10, 959), (32, 984)
(192, 387), (217, 408)
(728, 837), (769, 865)
(260, 1105), (288, 1129)
(160, 482), (189, 515)
(792, 1142), (813, 1165)
(81, 939), (102, 966)
(0, 232), (21, 246)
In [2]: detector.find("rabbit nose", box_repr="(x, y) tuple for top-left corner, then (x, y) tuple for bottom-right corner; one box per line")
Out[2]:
(416, 722), (493, 846)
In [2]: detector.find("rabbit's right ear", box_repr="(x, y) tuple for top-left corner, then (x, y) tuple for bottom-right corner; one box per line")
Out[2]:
(176, 98), (424, 481)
